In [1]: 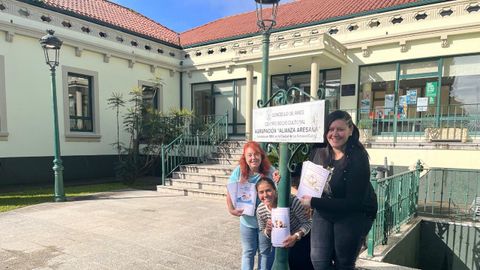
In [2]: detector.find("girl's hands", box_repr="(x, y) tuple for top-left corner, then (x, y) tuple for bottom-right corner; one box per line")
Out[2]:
(272, 170), (280, 183)
(283, 235), (298, 248)
(229, 208), (244, 217)
(265, 219), (272, 237)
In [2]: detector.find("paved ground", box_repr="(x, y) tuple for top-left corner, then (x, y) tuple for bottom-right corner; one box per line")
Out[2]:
(0, 189), (241, 270)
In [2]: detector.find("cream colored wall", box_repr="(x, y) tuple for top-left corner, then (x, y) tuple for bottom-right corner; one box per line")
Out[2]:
(0, 32), (180, 158)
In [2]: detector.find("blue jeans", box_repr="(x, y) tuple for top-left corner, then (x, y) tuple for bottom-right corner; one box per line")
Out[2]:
(240, 223), (275, 270)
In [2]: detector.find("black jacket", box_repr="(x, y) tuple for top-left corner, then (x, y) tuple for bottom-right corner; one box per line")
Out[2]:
(309, 146), (378, 220)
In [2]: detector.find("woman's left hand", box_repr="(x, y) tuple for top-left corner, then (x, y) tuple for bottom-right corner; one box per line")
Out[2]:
(272, 170), (280, 183)
(301, 195), (312, 209)
(282, 235), (298, 248)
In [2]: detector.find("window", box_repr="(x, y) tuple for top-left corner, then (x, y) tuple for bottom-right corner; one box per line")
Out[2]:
(139, 81), (162, 111)
(358, 55), (480, 136)
(270, 69), (341, 110)
(62, 67), (100, 140)
(0, 55), (7, 139)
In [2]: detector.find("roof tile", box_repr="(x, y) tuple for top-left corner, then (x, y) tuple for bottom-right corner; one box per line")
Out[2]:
(42, 0), (180, 46)
(38, 0), (447, 48)
(180, 0), (443, 47)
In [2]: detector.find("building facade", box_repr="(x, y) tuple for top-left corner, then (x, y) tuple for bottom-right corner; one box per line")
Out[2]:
(1, 0), (479, 184)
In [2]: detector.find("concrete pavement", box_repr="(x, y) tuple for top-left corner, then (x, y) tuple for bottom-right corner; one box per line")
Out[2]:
(0, 189), (241, 270)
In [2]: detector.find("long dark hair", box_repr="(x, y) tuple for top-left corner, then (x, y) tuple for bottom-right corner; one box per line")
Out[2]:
(323, 110), (369, 167)
(255, 177), (277, 192)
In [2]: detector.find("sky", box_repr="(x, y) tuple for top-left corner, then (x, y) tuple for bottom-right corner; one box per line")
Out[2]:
(110, 0), (262, 33)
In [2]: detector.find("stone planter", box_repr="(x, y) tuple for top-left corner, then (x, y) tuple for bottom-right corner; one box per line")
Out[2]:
(424, 127), (468, 143)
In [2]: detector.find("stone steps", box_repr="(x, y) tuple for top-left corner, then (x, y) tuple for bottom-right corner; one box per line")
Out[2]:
(205, 157), (238, 165)
(157, 139), (245, 199)
(179, 164), (235, 175)
(171, 171), (230, 184)
(156, 185), (226, 199)
(166, 179), (226, 193)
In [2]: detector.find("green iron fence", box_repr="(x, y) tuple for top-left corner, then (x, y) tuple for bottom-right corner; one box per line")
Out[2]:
(367, 161), (423, 257)
(160, 113), (228, 185)
(417, 167), (480, 221)
(366, 164), (480, 257)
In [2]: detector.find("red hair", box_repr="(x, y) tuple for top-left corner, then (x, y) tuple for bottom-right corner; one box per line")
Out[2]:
(239, 141), (271, 182)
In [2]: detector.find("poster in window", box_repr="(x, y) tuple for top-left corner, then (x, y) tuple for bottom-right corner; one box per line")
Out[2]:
(360, 99), (370, 113)
(398, 95), (407, 119)
(417, 97), (428, 112)
(375, 106), (384, 119)
(406, 89), (417, 105)
(426, 81), (438, 105)
(384, 94), (394, 114)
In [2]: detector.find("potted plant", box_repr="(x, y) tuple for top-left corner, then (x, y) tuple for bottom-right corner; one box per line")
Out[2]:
(357, 119), (373, 143)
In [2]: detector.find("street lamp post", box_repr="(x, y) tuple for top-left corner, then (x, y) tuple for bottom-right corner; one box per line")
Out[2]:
(255, 0), (279, 107)
(255, 0), (279, 152)
(39, 29), (66, 202)
(254, 1), (289, 270)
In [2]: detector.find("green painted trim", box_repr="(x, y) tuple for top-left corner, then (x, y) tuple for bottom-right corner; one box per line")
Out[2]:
(184, 0), (448, 48)
(19, 0), (182, 49)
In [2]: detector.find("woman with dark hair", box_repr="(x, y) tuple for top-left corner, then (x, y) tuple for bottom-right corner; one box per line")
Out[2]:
(301, 110), (378, 270)
(226, 141), (276, 270)
(255, 177), (314, 270)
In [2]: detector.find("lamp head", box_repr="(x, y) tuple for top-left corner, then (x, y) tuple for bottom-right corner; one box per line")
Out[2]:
(39, 29), (63, 69)
(254, 0), (280, 33)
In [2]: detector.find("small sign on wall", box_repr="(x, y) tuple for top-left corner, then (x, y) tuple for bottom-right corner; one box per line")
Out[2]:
(341, 84), (356, 96)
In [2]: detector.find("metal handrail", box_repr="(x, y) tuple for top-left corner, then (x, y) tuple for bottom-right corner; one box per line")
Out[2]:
(367, 160), (422, 257)
(161, 113), (228, 185)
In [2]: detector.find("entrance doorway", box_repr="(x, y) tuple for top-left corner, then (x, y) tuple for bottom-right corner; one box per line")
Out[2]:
(192, 78), (253, 135)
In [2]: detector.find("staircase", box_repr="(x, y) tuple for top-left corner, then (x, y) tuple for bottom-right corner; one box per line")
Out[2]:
(156, 139), (245, 199)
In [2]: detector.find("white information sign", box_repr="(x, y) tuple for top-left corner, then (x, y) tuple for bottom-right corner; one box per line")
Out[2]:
(417, 97), (428, 112)
(252, 100), (325, 143)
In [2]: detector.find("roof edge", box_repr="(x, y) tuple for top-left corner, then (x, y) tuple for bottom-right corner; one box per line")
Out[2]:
(183, 0), (449, 48)
(19, 0), (182, 49)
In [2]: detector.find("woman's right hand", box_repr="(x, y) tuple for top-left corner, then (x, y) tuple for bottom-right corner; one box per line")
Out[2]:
(229, 208), (244, 217)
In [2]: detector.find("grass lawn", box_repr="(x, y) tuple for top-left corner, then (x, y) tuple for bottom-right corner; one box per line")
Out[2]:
(0, 182), (141, 213)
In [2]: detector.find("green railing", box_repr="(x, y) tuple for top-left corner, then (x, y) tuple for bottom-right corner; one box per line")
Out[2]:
(353, 103), (480, 142)
(160, 113), (228, 185)
(417, 167), (480, 221)
(367, 161), (423, 257)
(366, 164), (480, 257)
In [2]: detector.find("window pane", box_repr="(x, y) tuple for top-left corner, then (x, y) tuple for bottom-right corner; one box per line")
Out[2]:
(359, 64), (396, 119)
(193, 83), (211, 116)
(68, 73), (93, 132)
(322, 69), (341, 111)
(442, 55), (480, 130)
(400, 60), (437, 75)
(142, 85), (158, 110)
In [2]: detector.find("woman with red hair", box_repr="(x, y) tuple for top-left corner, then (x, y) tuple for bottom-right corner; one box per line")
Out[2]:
(226, 141), (277, 270)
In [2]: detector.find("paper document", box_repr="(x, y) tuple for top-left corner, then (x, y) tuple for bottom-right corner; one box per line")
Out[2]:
(227, 182), (256, 216)
(271, 207), (290, 247)
(296, 160), (331, 199)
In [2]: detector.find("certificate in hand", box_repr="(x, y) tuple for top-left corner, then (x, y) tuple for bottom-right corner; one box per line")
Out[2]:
(296, 160), (331, 199)
(227, 182), (256, 216)
(271, 207), (290, 247)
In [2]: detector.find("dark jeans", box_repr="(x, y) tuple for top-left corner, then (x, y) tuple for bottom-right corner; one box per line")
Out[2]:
(289, 232), (314, 270)
(310, 211), (370, 270)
